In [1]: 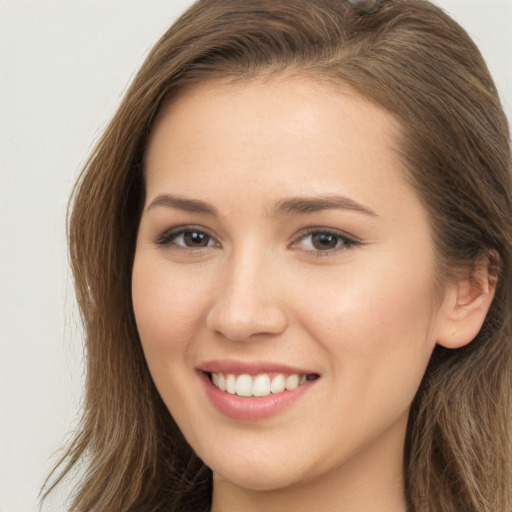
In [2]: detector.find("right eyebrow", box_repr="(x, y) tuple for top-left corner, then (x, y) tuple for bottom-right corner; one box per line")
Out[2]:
(272, 194), (378, 218)
(145, 194), (218, 215)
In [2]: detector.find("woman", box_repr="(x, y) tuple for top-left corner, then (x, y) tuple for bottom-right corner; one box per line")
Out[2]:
(45, 0), (512, 510)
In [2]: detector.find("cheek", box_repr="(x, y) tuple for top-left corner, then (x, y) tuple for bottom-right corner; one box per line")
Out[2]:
(131, 255), (208, 358)
(294, 255), (438, 389)
(295, 265), (437, 449)
(131, 255), (211, 428)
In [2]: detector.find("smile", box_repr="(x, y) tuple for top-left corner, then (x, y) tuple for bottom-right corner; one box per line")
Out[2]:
(198, 361), (320, 420)
(209, 372), (318, 398)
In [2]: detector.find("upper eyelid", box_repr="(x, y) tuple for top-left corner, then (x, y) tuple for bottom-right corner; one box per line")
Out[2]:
(288, 228), (362, 257)
(156, 224), (220, 245)
(291, 226), (360, 244)
(155, 224), (360, 249)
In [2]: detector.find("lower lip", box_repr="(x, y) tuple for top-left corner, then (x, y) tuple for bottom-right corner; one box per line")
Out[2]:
(199, 372), (316, 421)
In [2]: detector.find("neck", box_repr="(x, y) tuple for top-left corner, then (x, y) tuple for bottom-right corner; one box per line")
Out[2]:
(210, 415), (408, 512)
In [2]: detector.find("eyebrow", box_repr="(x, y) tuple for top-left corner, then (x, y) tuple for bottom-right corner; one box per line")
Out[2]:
(146, 194), (218, 215)
(273, 195), (378, 217)
(145, 193), (377, 218)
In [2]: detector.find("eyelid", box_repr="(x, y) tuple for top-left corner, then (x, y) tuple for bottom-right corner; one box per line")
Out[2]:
(289, 226), (361, 254)
(155, 224), (360, 256)
(156, 224), (221, 249)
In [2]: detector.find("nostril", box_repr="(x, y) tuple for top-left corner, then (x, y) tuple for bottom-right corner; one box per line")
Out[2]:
(206, 302), (289, 342)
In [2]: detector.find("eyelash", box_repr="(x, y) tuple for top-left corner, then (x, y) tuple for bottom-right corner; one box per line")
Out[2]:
(290, 227), (361, 256)
(156, 225), (360, 256)
(156, 225), (219, 252)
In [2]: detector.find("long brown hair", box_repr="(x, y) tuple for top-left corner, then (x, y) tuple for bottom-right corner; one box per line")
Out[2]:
(44, 1), (512, 510)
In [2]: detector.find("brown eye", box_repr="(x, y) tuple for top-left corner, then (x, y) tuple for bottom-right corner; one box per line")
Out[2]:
(294, 229), (359, 254)
(182, 231), (212, 247)
(311, 233), (339, 250)
(157, 227), (219, 249)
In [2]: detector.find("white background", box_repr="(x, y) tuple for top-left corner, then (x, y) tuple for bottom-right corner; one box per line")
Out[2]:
(1, 1), (510, 511)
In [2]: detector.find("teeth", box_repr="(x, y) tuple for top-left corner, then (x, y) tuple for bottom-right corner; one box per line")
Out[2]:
(285, 374), (300, 391)
(253, 374), (271, 396)
(217, 373), (226, 392)
(270, 373), (285, 394)
(226, 374), (236, 394)
(210, 372), (314, 398)
(235, 374), (253, 397)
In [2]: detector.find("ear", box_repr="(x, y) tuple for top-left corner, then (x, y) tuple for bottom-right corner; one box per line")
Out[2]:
(436, 255), (497, 349)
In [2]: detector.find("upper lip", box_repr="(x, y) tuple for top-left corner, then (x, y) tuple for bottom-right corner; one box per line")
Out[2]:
(197, 359), (318, 376)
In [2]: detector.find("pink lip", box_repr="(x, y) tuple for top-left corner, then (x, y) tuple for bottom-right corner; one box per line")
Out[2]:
(198, 359), (315, 376)
(197, 360), (319, 421)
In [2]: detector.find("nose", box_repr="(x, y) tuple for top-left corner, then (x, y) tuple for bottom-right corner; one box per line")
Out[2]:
(206, 254), (288, 342)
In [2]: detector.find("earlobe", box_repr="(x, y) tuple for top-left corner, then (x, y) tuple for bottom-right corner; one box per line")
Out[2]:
(437, 256), (497, 349)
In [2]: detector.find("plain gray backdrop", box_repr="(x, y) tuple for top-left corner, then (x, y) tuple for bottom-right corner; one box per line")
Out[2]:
(1, 1), (511, 511)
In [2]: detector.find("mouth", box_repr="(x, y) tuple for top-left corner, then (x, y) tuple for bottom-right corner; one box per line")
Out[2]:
(207, 371), (319, 398)
(198, 362), (320, 421)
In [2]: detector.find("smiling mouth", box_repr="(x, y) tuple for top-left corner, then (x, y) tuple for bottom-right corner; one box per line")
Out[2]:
(208, 372), (319, 398)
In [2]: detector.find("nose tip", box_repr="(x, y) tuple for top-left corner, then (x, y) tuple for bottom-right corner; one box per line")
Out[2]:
(206, 278), (288, 342)
(207, 303), (288, 342)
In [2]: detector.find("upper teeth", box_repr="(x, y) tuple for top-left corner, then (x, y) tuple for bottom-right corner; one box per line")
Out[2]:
(211, 372), (309, 398)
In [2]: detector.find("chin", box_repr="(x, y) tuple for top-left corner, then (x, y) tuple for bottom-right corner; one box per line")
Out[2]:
(212, 463), (307, 492)
(201, 443), (319, 493)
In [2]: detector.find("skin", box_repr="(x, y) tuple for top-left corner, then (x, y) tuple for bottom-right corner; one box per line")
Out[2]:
(132, 76), (489, 511)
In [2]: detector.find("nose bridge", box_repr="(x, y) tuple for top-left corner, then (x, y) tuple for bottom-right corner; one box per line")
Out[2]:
(206, 246), (288, 341)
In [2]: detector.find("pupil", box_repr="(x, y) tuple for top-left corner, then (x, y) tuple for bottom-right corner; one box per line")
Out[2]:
(184, 231), (209, 247)
(312, 233), (338, 250)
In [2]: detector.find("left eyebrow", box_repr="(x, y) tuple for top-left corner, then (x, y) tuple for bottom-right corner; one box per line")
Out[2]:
(145, 194), (218, 215)
(272, 194), (378, 217)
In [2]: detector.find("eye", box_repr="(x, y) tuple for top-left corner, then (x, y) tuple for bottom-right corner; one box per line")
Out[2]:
(157, 226), (219, 249)
(292, 228), (359, 254)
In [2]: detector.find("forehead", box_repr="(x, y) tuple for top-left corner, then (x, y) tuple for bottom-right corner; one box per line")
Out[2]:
(149, 75), (400, 145)
(144, 76), (417, 214)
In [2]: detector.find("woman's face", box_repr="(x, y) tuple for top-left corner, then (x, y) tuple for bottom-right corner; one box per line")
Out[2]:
(132, 77), (448, 494)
